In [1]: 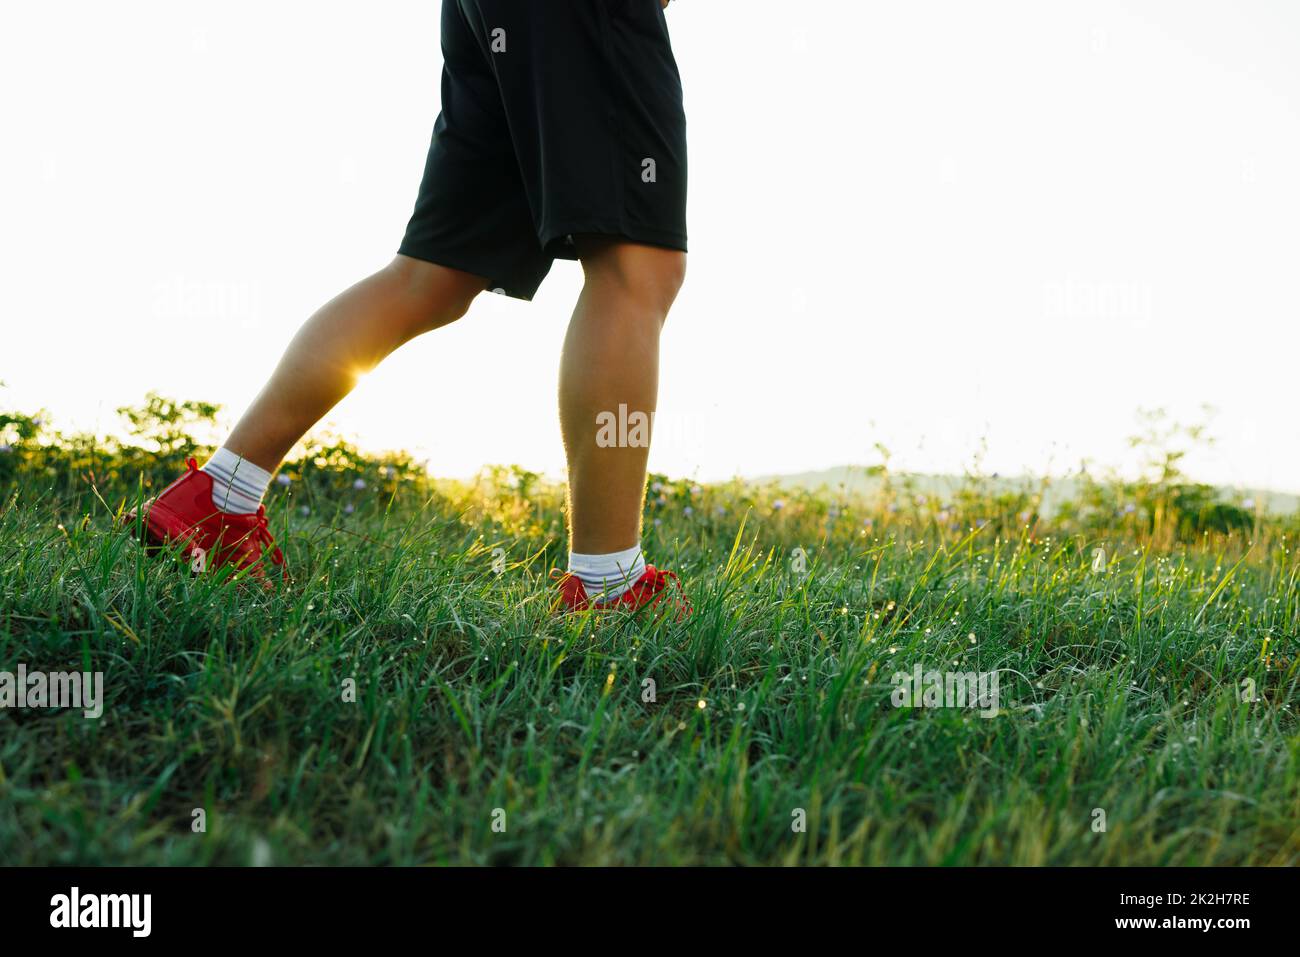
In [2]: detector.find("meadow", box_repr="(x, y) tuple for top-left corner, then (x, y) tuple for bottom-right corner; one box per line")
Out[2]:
(0, 396), (1296, 865)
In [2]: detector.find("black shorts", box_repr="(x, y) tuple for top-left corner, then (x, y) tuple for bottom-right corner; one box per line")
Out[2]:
(398, 0), (688, 301)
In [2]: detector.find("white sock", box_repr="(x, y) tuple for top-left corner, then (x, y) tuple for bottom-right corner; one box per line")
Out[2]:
(568, 544), (647, 601)
(201, 447), (273, 515)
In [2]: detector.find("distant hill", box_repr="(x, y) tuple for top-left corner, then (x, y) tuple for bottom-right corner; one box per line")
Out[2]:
(754, 466), (1300, 516)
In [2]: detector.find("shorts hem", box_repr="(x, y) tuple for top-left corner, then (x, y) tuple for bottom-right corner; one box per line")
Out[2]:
(541, 221), (688, 259)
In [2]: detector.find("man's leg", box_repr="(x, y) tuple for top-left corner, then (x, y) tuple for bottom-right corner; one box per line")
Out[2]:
(559, 239), (686, 590)
(125, 253), (486, 578)
(222, 255), (485, 474)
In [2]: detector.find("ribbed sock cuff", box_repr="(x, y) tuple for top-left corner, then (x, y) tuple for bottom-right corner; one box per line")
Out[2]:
(568, 544), (646, 600)
(201, 447), (273, 515)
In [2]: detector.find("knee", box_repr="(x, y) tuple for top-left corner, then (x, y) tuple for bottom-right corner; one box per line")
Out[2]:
(581, 242), (687, 323)
(385, 255), (481, 332)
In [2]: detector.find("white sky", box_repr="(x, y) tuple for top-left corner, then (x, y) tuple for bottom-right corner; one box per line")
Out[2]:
(3, 1), (1298, 490)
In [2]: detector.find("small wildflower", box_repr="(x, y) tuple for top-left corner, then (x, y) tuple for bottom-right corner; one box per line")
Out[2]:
(352, 478), (367, 490)
(276, 474), (292, 486)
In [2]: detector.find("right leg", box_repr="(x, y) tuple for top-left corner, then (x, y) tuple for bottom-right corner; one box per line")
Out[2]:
(223, 254), (485, 472)
(559, 239), (686, 555)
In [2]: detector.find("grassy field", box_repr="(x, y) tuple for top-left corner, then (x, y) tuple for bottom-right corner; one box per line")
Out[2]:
(0, 403), (1297, 865)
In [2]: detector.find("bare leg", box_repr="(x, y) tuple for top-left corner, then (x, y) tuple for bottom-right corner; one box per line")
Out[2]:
(559, 239), (686, 554)
(224, 255), (486, 471)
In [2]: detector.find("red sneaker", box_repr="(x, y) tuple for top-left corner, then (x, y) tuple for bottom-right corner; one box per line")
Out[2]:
(551, 565), (691, 620)
(122, 458), (287, 585)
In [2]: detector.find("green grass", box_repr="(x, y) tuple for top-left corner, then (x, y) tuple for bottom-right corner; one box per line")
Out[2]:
(0, 460), (1297, 866)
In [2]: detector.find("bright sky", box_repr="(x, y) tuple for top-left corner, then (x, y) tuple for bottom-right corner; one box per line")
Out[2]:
(3, 1), (1298, 490)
